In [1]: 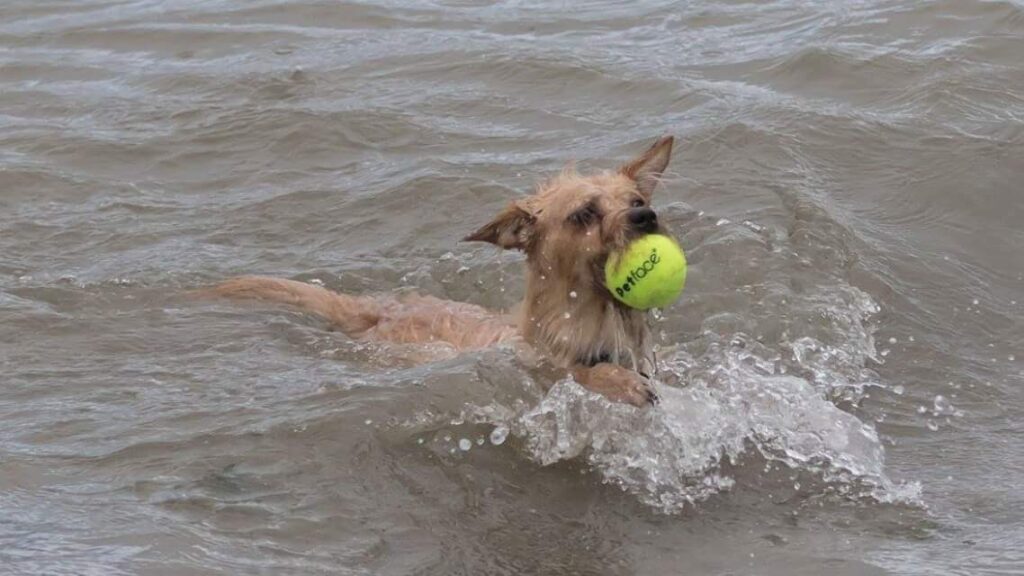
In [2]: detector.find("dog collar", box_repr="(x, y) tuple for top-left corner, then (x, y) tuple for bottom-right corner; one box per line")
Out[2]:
(581, 351), (612, 367)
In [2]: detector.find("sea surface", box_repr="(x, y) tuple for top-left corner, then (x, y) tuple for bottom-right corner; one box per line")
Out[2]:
(2, 1), (1023, 574)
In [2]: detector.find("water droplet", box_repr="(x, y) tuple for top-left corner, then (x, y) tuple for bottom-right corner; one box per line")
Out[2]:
(972, 299), (980, 306)
(476, 437), (485, 446)
(489, 425), (509, 446)
(917, 406), (927, 414)
(569, 291), (577, 299)
(563, 312), (571, 319)
(908, 335), (916, 342)
(443, 434), (451, 442)
(364, 419), (373, 426)
(933, 395), (951, 414)
(888, 337), (897, 344)
(458, 438), (472, 451)
(715, 218), (730, 226)
(1009, 355), (1016, 362)
(880, 349), (890, 357)
(893, 385), (904, 395)
(926, 420), (939, 432)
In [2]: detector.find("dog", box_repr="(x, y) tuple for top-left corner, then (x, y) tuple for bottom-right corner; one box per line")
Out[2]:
(209, 136), (675, 406)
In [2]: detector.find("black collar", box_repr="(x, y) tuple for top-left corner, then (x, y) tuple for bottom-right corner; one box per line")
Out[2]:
(581, 351), (612, 367)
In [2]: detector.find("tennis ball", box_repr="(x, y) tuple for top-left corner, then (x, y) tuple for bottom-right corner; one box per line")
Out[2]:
(604, 234), (686, 310)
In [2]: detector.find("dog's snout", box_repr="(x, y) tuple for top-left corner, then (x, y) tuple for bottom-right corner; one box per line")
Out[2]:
(627, 207), (658, 233)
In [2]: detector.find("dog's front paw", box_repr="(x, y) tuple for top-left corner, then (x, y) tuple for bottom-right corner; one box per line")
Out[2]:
(572, 363), (658, 407)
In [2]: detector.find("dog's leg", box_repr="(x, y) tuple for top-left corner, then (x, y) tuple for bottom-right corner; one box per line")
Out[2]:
(202, 276), (381, 336)
(571, 363), (658, 407)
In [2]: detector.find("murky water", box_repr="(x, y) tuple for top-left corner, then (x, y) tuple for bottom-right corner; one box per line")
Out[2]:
(2, 1), (1023, 574)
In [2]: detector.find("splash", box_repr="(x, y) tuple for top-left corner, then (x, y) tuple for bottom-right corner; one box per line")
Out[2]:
(463, 286), (921, 513)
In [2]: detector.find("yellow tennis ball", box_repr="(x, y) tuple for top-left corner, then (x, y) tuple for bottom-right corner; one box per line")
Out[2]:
(605, 234), (686, 310)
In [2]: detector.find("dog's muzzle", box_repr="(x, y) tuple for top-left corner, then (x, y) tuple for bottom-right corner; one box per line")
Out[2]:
(627, 207), (658, 234)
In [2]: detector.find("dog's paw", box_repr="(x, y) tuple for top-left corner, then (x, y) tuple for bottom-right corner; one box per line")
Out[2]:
(574, 363), (658, 408)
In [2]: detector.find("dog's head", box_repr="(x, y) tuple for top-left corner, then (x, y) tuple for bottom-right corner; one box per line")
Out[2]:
(465, 136), (674, 296)
(463, 136), (674, 367)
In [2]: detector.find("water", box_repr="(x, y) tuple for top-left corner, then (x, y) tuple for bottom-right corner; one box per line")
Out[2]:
(2, 1), (1023, 574)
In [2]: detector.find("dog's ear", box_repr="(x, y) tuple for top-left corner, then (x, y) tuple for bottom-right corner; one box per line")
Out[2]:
(619, 135), (674, 198)
(463, 202), (535, 250)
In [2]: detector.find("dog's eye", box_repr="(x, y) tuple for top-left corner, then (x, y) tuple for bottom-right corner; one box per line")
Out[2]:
(631, 198), (645, 208)
(568, 204), (600, 227)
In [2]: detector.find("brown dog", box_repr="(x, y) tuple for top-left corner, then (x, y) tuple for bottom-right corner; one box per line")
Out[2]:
(211, 136), (675, 406)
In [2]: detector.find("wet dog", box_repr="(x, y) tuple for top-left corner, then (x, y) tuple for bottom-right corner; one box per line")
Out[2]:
(210, 136), (675, 406)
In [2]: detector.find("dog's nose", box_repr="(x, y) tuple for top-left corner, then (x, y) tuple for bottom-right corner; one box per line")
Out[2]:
(627, 207), (658, 233)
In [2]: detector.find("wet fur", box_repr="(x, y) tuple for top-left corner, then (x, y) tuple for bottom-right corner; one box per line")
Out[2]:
(206, 136), (675, 406)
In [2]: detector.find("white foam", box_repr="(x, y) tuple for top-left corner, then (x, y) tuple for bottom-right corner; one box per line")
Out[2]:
(460, 286), (921, 513)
